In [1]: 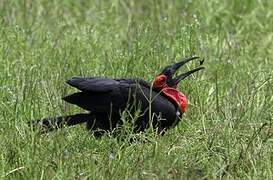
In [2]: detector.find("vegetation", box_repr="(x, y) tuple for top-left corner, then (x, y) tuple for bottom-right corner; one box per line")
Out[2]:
(1, 0), (272, 179)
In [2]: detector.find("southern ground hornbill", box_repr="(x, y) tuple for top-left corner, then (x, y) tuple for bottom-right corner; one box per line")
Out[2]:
(30, 57), (204, 136)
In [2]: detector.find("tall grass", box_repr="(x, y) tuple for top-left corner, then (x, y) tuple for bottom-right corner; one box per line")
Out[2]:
(0, 0), (272, 179)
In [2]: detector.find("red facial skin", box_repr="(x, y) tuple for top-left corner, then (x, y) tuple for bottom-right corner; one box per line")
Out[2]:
(153, 74), (187, 113)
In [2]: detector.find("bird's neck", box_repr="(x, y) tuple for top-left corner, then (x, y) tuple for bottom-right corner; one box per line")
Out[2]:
(161, 87), (187, 113)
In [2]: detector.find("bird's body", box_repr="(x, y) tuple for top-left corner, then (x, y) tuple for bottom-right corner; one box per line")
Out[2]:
(30, 57), (204, 136)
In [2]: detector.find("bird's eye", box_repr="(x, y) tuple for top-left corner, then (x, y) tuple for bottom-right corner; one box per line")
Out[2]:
(164, 68), (171, 76)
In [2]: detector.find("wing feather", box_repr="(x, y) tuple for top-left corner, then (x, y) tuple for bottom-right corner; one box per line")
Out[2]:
(66, 77), (119, 92)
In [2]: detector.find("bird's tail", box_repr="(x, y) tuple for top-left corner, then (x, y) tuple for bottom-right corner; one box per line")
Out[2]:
(29, 113), (92, 133)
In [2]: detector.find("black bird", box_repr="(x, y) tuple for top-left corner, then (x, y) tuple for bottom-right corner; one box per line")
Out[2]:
(30, 57), (204, 136)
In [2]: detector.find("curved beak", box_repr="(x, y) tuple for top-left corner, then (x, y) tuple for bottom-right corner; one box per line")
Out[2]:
(168, 56), (205, 86)
(173, 67), (205, 85)
(171, 56), (200, 72)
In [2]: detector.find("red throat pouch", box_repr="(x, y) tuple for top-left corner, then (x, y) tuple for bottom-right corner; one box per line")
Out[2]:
(162, 88), (187, 113)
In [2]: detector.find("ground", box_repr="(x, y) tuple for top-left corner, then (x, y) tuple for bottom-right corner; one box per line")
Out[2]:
(0, 0), (273, 179)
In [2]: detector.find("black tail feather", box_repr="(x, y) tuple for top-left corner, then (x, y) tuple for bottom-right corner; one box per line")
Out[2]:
(29, 113), (92, 133)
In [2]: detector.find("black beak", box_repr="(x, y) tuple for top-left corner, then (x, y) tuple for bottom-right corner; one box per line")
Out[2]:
(167, 56), (205, 86)
(173, 67), (205, 85)
(171, 56), (200, 71)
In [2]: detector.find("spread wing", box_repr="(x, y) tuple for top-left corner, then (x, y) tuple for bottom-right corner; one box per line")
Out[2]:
(66, 77), (120, 92)
(63, 76), (178, 129)
(64, 77), (150, 112)
(66, 77), (151, 92)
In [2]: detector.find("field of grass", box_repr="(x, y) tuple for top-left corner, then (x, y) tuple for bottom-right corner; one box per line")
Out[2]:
(1, 0), (273, 179)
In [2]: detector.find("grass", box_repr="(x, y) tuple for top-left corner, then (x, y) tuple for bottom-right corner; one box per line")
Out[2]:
(0, 0), (273, 179)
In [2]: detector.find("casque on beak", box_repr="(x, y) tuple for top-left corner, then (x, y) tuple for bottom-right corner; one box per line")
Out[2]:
(163, 56), (205, 87)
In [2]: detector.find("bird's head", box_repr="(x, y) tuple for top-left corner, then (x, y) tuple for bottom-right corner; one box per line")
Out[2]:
(153, 56), (204, 89)
(153, 56), (204, 113)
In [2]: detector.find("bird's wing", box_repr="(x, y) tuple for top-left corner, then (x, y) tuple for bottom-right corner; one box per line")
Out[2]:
(116, 78), (151, 88)
(64, 77), (178, 128)
(64, 77), (143, 112)
(67, 77), (151, 92)
(63, 80), (176, 119)
(63, 77), (145, 112)
(66, 77), (120, 92)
